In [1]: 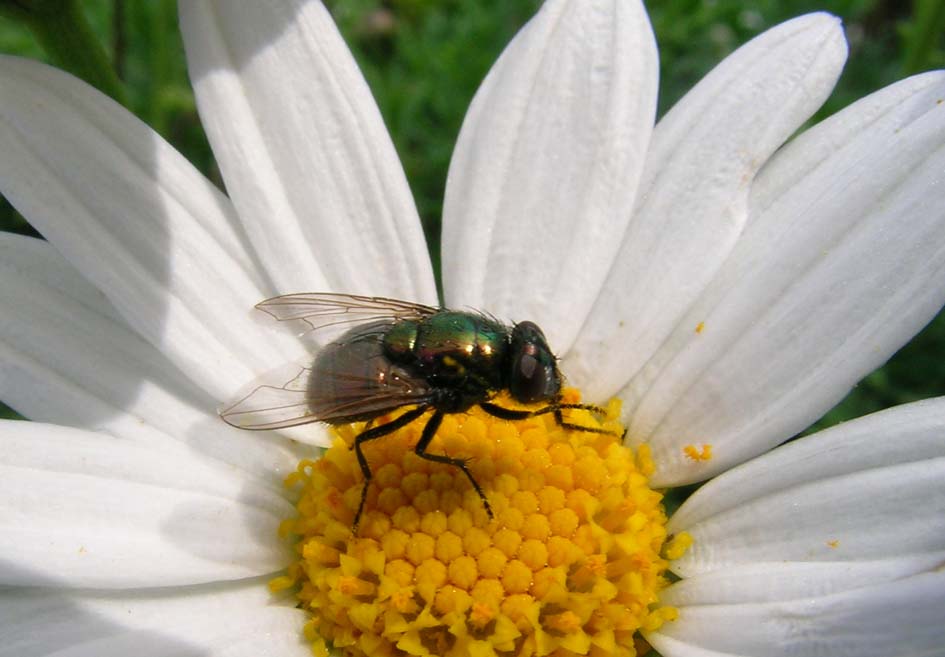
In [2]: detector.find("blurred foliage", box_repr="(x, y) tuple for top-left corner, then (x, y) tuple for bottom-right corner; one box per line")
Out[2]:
(0, 0), (126, 101)
(1, 0), (944, 429)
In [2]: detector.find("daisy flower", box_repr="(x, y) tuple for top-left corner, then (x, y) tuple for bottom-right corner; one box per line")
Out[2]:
(2, 1), (944, 656)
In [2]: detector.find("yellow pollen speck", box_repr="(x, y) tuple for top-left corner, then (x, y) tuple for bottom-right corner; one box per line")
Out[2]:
(267, 574), (295, 594)
(274, 390), (681, 657)
(683, 443), (713, 461)
(642, 605), (679, 632)
(695, 321), (705, 334)
(827, 539), (840, 549)
(664, 532), (693, 561)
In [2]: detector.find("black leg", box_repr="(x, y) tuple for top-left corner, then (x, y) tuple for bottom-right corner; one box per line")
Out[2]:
(552, 408), (617, 436)
(479, 400), (622, 438)
(556, 402), (609, 415)
(479, 401), (558, 421)
(413, 410), (494, 519)
(351, 405), (428, 532)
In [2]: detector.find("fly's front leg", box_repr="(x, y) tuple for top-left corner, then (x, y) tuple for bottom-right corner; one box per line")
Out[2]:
(351, 405), (428, 532)
(413, 411), (494, 519)
(479, 401), (557, 421)
(480, 400), (624, 439)
(552, 408), (624, 438)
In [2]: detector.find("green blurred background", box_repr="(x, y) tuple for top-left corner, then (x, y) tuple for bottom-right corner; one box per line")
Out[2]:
(1, 0), (944, 432)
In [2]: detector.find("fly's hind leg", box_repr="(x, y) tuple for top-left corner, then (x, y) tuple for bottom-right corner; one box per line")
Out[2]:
(413, 410), (494, 519)
(480, 400), (625, 440)
(351, 405), (428, 532)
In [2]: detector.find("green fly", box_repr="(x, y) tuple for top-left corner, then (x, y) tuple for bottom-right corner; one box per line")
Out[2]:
(220, 293), (619, 530)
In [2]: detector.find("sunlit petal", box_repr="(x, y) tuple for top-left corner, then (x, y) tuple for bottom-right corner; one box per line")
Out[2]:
(181, 0), (436, 303)
(443, 0), (658, 350)
(567, 13), (847, 398)
(627, 72), (945, 485)
(0, 56), (301, 402)
(0, 233), (318, 484)
(667, 397), (945, 574)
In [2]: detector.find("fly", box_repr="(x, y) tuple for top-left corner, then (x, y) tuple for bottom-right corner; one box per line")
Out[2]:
(220, 293), (620, 531)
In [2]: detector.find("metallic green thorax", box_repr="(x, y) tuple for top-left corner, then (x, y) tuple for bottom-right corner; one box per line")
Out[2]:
(383, 311), (509, 396)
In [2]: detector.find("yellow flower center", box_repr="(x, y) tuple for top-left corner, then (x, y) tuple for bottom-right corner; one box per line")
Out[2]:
(273, 389), (686, 657)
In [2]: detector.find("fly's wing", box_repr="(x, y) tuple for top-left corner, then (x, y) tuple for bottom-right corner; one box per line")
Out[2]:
(219, 362), (436, 430)
(219, 363), (319, 430)
(308, 345), (435, 422)
(220, 321), (435, 431)
(255, 292), (440, 343)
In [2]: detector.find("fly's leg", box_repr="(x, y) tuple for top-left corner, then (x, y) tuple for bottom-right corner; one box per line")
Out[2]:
(480, 401), (625, 440)
(413, 410), (494, 519)
(552, 408), (627, 440)
(351, 405), (428, 532)
(555, 401), (609, 416)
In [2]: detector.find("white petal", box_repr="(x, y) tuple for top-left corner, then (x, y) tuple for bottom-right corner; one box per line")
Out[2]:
(750, 73), (943, 212)
(668, 398), (945, 576)
(660, 558), (945, 607)
(0, 421), (293, 588)
(0, 233), (319, 483)
(626, 71), (945, 486)
(648, 572), (945, 657)
(565, 13), (847, 397)
(441, 0), (658, 350)
(0, 580), (310, 657)
(180, 0), (436, 304)
(0, 56), (301, 403)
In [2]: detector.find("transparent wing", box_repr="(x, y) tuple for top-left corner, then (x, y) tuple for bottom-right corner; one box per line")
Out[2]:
(219, 363), (317, 430)
(223, 294), (442, 429)
(219, 361), (435, 431)
(255, 292), (440, 342)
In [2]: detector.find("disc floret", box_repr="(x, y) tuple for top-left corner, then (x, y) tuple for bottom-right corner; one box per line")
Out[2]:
(274, 390), (686, 657)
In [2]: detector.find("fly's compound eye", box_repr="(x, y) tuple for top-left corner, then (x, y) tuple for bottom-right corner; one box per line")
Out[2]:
(509, 321), (561, 403)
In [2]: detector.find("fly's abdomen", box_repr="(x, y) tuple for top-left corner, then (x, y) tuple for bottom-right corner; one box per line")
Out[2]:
(308, 321), (428, 423)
